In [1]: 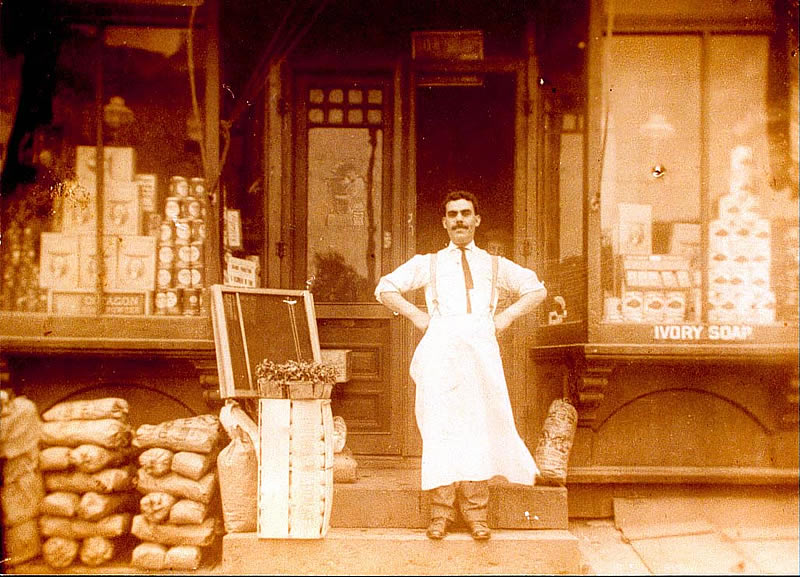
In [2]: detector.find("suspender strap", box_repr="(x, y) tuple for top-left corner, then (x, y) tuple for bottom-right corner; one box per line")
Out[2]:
(429, 253), (439, 315)
(490, 254), (499, 315)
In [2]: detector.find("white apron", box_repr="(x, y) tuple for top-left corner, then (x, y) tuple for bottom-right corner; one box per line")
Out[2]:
(410, 310), (538, 490)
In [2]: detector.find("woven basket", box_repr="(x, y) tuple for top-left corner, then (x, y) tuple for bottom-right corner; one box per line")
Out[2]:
(257, 379), (333, 399)
(534, 398), (578, 486)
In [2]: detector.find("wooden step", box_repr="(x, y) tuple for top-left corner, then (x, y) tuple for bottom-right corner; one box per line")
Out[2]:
(332, 468), (568, 529)
(222, 528), (580, 575)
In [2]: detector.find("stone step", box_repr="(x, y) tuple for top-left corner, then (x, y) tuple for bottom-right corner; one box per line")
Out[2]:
(222, 529), (580, 575)
(332, 468), (568, 529)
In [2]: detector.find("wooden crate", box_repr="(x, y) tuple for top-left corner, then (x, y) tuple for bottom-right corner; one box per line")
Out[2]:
(258, 399), (334, 539)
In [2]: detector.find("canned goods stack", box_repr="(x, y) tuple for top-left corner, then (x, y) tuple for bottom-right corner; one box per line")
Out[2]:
(155, 176), (207, 316)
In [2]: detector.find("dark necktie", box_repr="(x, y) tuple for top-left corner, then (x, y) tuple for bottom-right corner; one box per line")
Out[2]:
(459, 247), (473, 314)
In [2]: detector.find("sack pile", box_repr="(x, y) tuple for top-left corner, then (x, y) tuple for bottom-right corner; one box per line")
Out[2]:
(1, 390), (45, 568)
(37, 397), (136, 569)
(130, 414), (224, 571)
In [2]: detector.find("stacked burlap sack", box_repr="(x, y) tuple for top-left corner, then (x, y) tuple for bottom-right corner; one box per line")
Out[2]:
(37, 397), (137, 569)
(1, 390), (45, 568)
(130, 414), (224, 571)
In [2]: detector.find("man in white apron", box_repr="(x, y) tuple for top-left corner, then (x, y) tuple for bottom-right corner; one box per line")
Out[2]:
(374, 190), (547, 540)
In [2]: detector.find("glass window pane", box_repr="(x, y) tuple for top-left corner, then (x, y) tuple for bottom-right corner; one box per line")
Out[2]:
(307, 127), (382, 302)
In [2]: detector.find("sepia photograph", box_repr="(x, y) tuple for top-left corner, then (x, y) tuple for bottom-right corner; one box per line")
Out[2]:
(0, 0), (797, 574)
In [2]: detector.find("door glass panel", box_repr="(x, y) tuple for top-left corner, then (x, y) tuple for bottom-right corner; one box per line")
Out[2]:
(306, 85), (383, 302)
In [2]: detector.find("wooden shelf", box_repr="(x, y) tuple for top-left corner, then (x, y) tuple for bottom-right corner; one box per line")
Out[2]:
(0, 312), (214, 357)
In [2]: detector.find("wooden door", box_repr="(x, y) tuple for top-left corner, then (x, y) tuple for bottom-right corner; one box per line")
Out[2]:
(294, 74), (403, 456)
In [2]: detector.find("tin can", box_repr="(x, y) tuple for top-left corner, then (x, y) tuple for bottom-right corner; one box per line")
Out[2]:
(182, 288), (201, 316)
(175, 219), (192, 241)
(165, 288), (182, 315)
(164, 197), (182, 221)
(155, 290), (169, 315)
(175, 239), (192, 267)
(189, 177), (206, 199)
(156, 267), (174, 290)
(190, 266), (204, 288)
(190, 219), (206, 241)
(157, 245), (176, 268)
(170, 176), (189, 197)
(184, 196), (203, 220)
(189, 241), (204, 266)
(159, 220), (176, 244)
(176, 264), (193, 289)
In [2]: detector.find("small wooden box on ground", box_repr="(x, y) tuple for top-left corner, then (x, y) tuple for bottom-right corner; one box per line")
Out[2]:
(320, 349), (352, 383)
(258, 399), (334, 539)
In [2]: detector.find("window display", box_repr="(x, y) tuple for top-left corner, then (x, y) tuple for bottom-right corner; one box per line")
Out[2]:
(598, 33), (799, 340)
(0, 23), (210, 318)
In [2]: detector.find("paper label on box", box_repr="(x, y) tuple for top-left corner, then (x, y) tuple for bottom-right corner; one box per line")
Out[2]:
(76, 146), (135, 183)
(136, 174), (158, 213)
(616, 203), (652, 256)
(39, 233), (80, 289)
(116, 236), (156, 291)
(51, 290), (149, 315)
(78, 235), (117, 289)
(103, 181), (140, 236)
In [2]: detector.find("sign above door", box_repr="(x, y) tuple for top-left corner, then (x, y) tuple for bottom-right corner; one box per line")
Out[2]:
(411, 30), (484, 61)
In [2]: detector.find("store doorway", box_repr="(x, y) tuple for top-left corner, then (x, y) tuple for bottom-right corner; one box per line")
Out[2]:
(416, 73), (516, 257)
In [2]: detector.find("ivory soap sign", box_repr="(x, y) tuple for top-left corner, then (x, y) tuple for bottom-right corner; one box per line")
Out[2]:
(653, 324), (754, 341)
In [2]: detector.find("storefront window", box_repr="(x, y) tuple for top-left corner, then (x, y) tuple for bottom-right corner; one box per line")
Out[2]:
(599, 33), (798, 329)
(1, 24), (208, 316)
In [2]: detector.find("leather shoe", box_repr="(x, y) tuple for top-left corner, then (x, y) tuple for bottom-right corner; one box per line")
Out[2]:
(468, 520), (491, 540)
(426, 517), (449, 540)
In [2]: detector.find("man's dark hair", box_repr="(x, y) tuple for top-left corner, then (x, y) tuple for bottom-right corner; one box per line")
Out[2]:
(441, 190), (479, 216)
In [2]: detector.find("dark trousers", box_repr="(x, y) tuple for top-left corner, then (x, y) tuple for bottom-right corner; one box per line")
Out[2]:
(430, 480), (489, 523)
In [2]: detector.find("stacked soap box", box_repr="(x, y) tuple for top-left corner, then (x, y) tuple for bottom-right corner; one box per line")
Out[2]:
(707, 145), (775, 325)
(41, 146), (155, 314)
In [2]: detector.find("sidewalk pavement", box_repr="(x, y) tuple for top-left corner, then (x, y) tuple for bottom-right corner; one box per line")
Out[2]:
(571, 493), (799, 575)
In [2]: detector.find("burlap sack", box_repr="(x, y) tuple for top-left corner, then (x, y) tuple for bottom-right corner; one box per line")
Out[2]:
(217, 426), (258, 532)
(168, 499), (208, 525)
(40, 492), (82, 518)
(131, 515), (217, 547)
(138, 447), (175, 477)
(1, 453), (45, 526)
(42, 536), (79, 569)
(139, 492), (177, 524)
(77, 491), (139, 521)
(42, 398), (129, 422)
(69, 444), (129, 473)
(39, 513), (131, 539)
(165, 545), (202, 570)
(171, 450), (215, 481)
(79, 535), (115, 567)
(39, 446), (72, 471)
(3, 518), (41, 566)
(133, 414), (222, 454)
(0, 396), (42, 460)
(135, 469), (217, 504)
(44, 467), (135, 494)
(131, 542), (167, 570)
(533, 398), (578, 486)
(41, 419), (132, 449)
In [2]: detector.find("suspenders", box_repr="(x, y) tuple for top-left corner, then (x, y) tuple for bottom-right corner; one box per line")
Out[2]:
(429, 251), (498, 316)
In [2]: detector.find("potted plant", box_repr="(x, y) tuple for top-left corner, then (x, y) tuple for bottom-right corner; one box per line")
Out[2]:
(255, 359), (337, 399)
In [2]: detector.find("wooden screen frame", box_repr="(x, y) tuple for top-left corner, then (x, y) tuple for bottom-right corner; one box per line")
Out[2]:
(210, 285), (322, 399)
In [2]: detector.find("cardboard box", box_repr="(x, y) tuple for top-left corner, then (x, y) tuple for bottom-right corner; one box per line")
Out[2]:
(103, 181), (140, 236)
(616, 203), (652, 256)
(78, 235), (117, 290)
(60, 181), (97, 233)
(76, 145), (136, 185)
(116, 236), (156, 291)
(39, 233), (80, 289)
(320, 349), (352, 383)
(49, 289), (151, 315)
